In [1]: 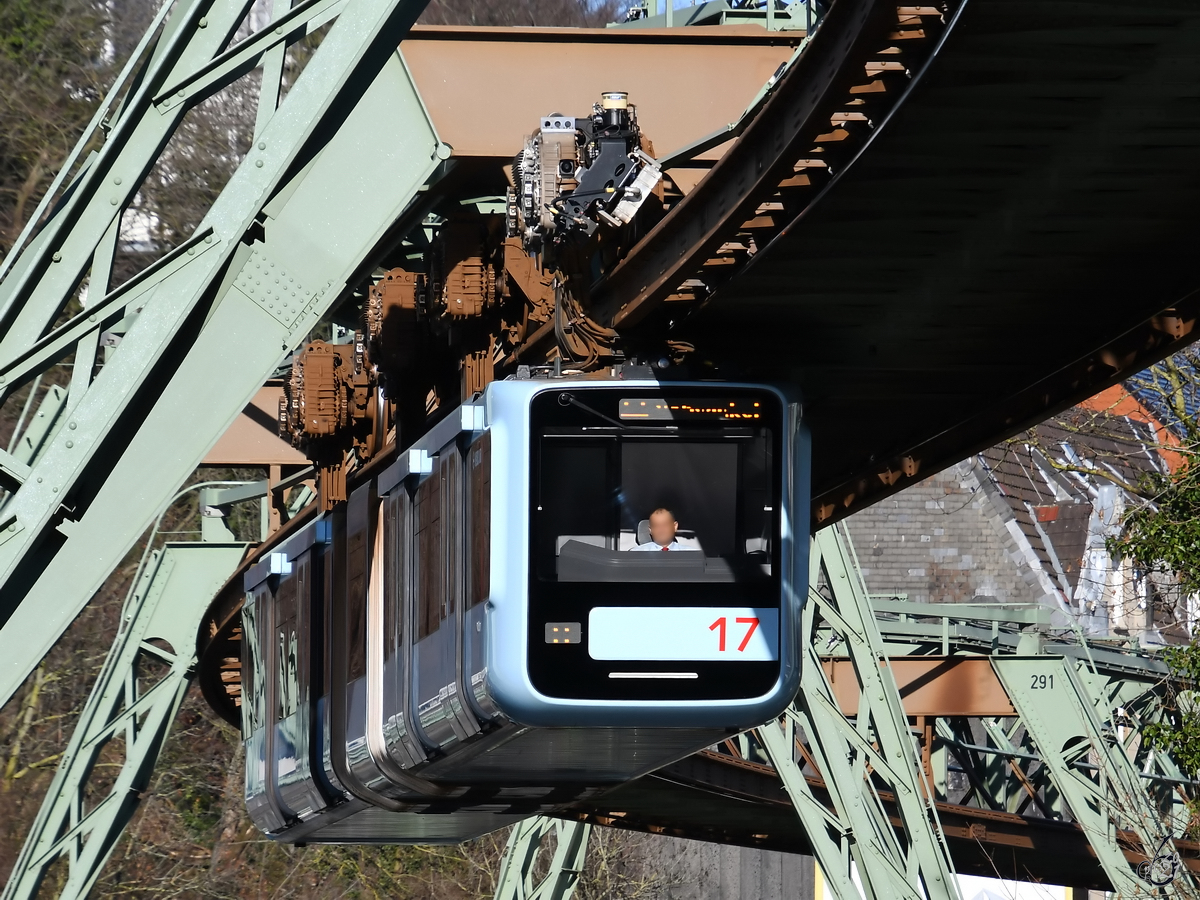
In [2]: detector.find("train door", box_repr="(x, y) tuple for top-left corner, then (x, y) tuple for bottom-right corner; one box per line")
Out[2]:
(381, 487), (426, 768)
(339, 481), (447, 802)
(445, 445), (483, 739)
(241, 582), (286, 832)
(318, 509), (347, 798)
(329, 489), (418, 805)
(243, 548), (331, 832)
(410, 449), (479, 749)
(270, 549), (330, 819)
(462, 431), (500, 721)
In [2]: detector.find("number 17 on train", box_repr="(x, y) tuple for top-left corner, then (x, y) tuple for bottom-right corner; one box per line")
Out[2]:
(709, 616), (760, 653)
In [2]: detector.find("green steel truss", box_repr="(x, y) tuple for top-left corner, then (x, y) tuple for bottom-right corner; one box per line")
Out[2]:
(744, 525), (1197, 900)
(8, 519), (1197, 897)
(0, 0), (445, 713)
(991, 655), (1189, 896)
(493, 817), (593, 900)
(757, 526), (960, 900)
(1, 540), (246, 900)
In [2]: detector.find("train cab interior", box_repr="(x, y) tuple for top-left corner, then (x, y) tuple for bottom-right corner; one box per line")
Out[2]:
(535, 391), (779, 584)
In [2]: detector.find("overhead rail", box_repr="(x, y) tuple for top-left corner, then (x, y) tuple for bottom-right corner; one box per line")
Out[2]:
(589, 1), (958, 329)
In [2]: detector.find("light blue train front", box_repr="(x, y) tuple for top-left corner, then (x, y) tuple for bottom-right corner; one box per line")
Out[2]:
(484, 378), (808, 728)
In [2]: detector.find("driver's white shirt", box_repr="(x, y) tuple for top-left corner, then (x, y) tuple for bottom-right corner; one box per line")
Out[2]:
(630, 540), (682, 551)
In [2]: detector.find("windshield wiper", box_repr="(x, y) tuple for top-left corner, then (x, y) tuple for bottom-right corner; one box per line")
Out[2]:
(558, 392), (627, 429)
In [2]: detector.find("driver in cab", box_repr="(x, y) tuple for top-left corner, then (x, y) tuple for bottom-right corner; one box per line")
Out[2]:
(631, 507), (682, 552)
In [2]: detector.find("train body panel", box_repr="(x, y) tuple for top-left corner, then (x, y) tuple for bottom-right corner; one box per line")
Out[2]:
(241, 377), (810, 842)
(379, 490), (429, 769)
(242, 548), (333, 835)
(418, 725), (728, 784)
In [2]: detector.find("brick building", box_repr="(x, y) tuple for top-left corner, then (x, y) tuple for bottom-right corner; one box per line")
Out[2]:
(842, 387), (1189, 645)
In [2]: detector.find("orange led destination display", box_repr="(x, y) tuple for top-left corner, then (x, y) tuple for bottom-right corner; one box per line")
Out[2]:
(618, 398), (763, 421)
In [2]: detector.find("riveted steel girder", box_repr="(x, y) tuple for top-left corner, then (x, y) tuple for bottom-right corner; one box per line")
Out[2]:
(757, 527), (960, 900)
(1, 542), (246, 900)
(0, 0), (445, 710)
(993, 655), (1197, 897)
(493, 817), (592, 900)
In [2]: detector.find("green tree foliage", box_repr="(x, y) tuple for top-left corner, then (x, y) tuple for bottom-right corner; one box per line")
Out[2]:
(1143, 643), (1200, 777)
(1109, 349), (1200, 598)
(1109, 463), (1200, 600)
(1102, 349), (1200, 787)
(419, 0), (621, 26)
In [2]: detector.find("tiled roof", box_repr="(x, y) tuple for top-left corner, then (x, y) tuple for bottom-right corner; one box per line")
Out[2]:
(978, 409), (1166, 595)
(1124, 353), (1200, 441)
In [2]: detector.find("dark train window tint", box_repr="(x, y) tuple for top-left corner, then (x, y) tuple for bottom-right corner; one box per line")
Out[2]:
(242, 590), (267, 734)
(469, 433), (491, 607)
(619, 441), (739, 556)
(529, 389), (780, 585)
(416, 467), (443, 639)
(535, 433), (776, 581)
(346, 512), (369, 682)
(443, 452), (460, 620)
(275, 573), (299, 719)
(384, 494), (406, 656)
(536, 440), (614, 579)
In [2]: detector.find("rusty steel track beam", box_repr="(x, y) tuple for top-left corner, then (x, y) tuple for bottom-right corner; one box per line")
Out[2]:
(566, 750), (1200, 891)
(401, 25), (800, 162)
(589, 0), (908, 329)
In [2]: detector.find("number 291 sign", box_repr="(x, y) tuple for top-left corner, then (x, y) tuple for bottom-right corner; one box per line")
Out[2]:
(588, 607), (779, 662)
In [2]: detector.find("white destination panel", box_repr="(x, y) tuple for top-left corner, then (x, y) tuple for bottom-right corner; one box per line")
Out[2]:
(588, 607), (779, 662)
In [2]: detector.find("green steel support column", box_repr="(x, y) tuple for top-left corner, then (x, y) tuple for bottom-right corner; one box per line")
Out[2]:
(756, 683), (862, 900)
(493, 817), (592, 900)
(1, 542), (246, 900)
(993, 655), (1196, 897)
(0, 0), (445, 709)
(7, 384), (67, 468)
(787, 526), (960, 900)
(1114, 680), (1195, 842)
(0, 0), (353, 339)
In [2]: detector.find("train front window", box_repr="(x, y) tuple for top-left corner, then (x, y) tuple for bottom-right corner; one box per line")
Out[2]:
(527, 387), (784, 701)
(531, 389), (780, 584)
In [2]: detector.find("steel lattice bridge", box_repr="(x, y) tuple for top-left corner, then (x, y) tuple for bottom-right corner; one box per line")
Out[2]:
(1, 0), (1199, 897)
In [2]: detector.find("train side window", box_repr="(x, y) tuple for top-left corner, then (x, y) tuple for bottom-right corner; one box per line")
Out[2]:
(384, 493), (407, 656)
(275, 573), (299, 720)
(739, 433), (773, 556)
(295, 552), (313, 710)
(415, 465), (444, 639)
(242, 588), (268, 734)
(443, 451), (460, 620)
(468, 433), (491, 607)
(346, 497), (370, 682)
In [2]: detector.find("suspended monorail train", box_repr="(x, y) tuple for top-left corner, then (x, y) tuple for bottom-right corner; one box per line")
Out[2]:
(240, 376), (809, 842)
